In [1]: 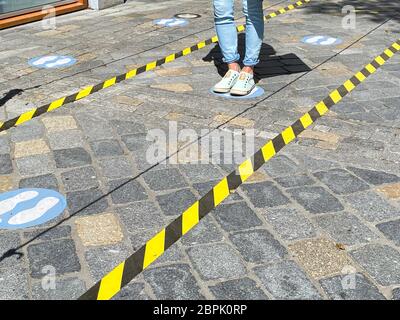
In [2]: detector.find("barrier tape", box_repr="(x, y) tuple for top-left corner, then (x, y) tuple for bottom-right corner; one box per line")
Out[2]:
(79, 39), (400, 300)
(0, 0), (311, 133)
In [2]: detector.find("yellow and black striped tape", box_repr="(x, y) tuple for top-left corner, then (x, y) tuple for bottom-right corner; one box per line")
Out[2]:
(79, 40), (400, 300)
(0, 0), (311, 133)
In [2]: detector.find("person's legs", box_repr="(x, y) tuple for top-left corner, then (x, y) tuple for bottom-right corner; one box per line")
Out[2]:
(242, 0), (264, 73)
(213, 0), (241, 92)
(213, 0), (240, 71)
(230, 0), (264, 95)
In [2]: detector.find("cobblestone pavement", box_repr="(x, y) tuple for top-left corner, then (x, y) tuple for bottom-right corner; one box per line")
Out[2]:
(1, 0), (400, 300)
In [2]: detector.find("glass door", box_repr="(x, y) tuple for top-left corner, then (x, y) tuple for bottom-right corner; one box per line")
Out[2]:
(0, 1), (75, 18)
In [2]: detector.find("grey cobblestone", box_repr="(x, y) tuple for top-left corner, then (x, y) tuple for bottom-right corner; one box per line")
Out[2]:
(66, 187), (109, 216)
(347, 166), (400, 186)
(0, 154), (12, 174)
(90, 140), (124, 157)
(98, 156), (135, 179)
(287, 186), (344, 214)
(209, 278), (268, 300)
(112, 282), (150, 300)
(143, 168), (188, 191)
(376, 219), (400, 246)
(19, 173), (59, 190)
(181, 216), (223, 246)
(241, 181), (290, 208)
(314, 169), (370, 195)
(264, 208), (316, 241)
(214, 202), (263, 232)
(143, 264), (205, 300)
(61, 166), (99, 191)
(229, 229), (287, 264)
(156, 188), (197, 216)
(319, 273), (385, 300)
(351, 244), (400, 286)
(187, 243), (246, 280)
(274, 174), (316, 188)
(27, 239), (81, 278)
(31, 277), (86, 300)
(313, 212), (378, 246)
(344, 191), (399, 222)
(253, 260), (321, 300)
(54, 148), (92, 168)
(16, 154), (55, 176)
(108, 179), (148, 204)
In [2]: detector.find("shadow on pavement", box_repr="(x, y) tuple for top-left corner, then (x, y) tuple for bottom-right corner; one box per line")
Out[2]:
(203, 34), (311, 82)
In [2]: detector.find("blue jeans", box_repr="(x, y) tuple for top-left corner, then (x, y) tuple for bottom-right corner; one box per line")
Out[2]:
(213, 0), (264, 66)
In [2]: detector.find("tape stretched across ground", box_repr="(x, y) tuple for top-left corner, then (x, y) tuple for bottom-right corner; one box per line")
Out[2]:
(79, 40), (400, 300)
(0, 0), (311, 133)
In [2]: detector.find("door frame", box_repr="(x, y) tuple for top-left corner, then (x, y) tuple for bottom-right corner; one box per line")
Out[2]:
(0, 0), (88, 30)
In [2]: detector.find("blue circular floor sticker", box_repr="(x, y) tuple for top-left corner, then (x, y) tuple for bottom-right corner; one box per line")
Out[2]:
(209, 86), (265, 99)
(301, 35), (342, 46)
(0, 188), (66, 230)
(28, 55), (77, 69)
(154, 18), (189, 27)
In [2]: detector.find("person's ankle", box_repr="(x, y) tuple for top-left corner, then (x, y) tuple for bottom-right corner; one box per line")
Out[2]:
(242, 66), (254, 74)
(228, 62), (241, 72)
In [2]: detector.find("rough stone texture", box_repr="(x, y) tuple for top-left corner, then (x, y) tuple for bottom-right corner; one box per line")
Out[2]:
(143, 264), (204, 300)
(241, 181), (290, 208)
(314, 169), (370, 195)
(90, 140), (124, 157)
(344, 191), (399, 222)
(313, 212), (378, 245)
(19, 173), (59, 190)
(319, 273), (385, 300)
(214, 202), (263, 232)
(376, 219), (400, 246)
(229, 229), (287, 263)
(0, 176), (15, 192)
(186, 243), (246, 280)
(108, 179), (148, 204)
(289, 238), (353, 279)
(14, 139), (50, 158)
(31, 277), (86, 300)
(350, 244), (400, 286)
(264, 208), (316, 240)
(66, 187), (109, 216)
(156, 188), (197, 216)
(181, 216), (223, 246)
(75, 213), (124, 246)
(53, 148), (92, 168)
(254, 260), (321, 300)
(347, 166), (399, 186)
(143, 168), (188, 191)
(61, 166), (99, 191)
(376, 183), (400, 199)
(209, 278), (268, 300)
(41, 116), (78, 133)
(112, 282), (150, 300)
(27, 239), (81, 278)
(287, 186), (344, 214)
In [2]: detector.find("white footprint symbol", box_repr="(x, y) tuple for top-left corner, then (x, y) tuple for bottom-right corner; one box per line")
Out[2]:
(305, 36), (324, 44)
(0, 191), (39, 218)
(45, 57), (72, 68)
(8, 197), (60, 225)
(167, 20), (185, 27)
(32, 56), (58, 66)
(320, 37), (338, 45)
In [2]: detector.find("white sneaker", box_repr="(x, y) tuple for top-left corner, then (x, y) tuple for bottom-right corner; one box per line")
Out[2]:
(230, 71), (256, 96)
(213, 70), (240, 93)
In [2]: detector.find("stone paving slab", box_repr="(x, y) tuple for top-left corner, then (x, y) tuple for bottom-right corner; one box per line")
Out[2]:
(0, 0), (400, 300)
